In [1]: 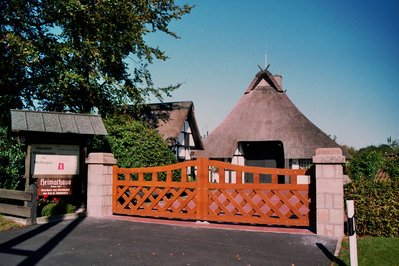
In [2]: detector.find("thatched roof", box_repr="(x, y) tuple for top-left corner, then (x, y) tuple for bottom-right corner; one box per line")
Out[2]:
(142, 101), (204, 150)
(198, 69), (347, 159)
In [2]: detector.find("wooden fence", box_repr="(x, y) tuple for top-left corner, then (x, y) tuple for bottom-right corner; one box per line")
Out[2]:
(113, 158), (310, 226)
(0, 184), (37, 225)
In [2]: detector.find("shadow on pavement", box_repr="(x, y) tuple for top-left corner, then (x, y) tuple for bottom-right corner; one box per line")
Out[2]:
(316, 242), (347, 266)
(0, 217), (85, 265)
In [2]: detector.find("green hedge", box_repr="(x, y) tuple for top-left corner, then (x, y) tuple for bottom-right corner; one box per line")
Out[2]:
(344, 179), (399, 237)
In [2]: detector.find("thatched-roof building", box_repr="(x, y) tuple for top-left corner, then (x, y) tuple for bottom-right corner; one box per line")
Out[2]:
(142, 101), (203, 161)
(196, 69), (348, 169)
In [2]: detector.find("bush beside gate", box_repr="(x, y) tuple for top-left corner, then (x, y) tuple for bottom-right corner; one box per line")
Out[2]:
(344, 179), (399, 237)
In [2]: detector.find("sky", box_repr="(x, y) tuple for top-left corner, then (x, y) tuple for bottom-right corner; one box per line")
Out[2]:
(142, 0), (399, 149)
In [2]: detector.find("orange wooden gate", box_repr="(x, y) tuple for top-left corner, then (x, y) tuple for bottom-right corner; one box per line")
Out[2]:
(113, 158), (310, 226)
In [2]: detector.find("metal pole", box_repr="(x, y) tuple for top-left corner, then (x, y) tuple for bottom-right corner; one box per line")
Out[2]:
(347, 200), (358, 266)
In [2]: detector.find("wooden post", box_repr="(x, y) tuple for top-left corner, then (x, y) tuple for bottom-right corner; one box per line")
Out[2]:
(28, 183), (37, 225)
(24, 144), (32, 192)
(196, 157), (208, 221)
(201, 158), (209, 221)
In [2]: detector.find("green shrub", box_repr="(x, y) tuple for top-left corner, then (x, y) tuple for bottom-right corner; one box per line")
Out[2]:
(41, 202), (60, 217)
(41, 201), (76, 217)
(384, 156), (399, 181)
(0, 126), (25, 189)
(345, 179), (399, 237)
(91, 114), (177, 172)
(65, 203), (76, 214)
(348, 150), (384, 181)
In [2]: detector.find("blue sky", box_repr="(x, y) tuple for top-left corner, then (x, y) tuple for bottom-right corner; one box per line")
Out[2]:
(143, 0), (399, 149)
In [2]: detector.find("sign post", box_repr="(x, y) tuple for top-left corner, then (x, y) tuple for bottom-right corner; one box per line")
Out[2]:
(346, 200), (358, 266)
(10, 110), (108, 212)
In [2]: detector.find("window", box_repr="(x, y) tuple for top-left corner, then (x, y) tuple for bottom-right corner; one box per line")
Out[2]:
(289, 159), (312, 169)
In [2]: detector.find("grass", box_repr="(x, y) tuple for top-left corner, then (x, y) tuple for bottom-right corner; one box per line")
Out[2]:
(336, 236), (399, 266)
(0, 215), (24, 231)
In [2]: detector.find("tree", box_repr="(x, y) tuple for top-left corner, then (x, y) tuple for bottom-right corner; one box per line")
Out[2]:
(0, 126), (25, 189)
(341, 144), (358, 157)
(91, 114), (176, 169)
(348, 150), (384, 181)
(0, 0), (192, 125)
(387, 136), (399, 153)
(348, 137), (399, 181)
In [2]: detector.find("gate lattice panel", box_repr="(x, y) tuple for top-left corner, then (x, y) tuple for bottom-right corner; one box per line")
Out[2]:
(113, 158), (310, 226)
(206, 186), (309, 226)
(115, 185), (198, 219)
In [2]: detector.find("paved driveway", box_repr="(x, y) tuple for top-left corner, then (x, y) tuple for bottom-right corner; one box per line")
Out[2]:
(0, 217), (340, 266)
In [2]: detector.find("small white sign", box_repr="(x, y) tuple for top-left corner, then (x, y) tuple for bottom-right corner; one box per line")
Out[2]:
(31, 144), (80, 175)
(297, 175), (310, 184)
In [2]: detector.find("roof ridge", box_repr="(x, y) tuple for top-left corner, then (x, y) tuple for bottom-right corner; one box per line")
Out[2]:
(245, 69), (283, 94)
(11, 109), (102, 117)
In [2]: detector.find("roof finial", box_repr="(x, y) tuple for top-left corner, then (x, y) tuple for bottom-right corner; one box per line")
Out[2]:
(257, 64), (270, 72)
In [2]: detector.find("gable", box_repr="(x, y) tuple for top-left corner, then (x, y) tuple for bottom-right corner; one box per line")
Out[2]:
(142, 101), (204, 150)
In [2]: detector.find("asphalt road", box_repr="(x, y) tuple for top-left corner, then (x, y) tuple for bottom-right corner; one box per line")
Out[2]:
(0, 217), (340, 266)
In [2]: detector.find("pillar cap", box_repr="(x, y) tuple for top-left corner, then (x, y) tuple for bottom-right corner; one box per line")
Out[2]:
(86, 152), (117, 165)
(313, 148), (345, 164)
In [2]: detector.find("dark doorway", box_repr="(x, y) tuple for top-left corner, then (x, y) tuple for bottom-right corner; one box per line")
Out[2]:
(238, 141), (285, 183)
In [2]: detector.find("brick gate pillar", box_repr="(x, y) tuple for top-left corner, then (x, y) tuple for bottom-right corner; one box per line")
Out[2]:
(86, 153), (116, 217)
(313, 148), (346, 238)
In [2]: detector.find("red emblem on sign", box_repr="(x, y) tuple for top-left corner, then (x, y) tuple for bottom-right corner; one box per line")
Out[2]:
(58, 162), (64, 170)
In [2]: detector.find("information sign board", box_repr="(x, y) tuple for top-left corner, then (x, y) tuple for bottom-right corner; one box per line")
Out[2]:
(31, 144), (80, 176)
(37, 177), (73, 195)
